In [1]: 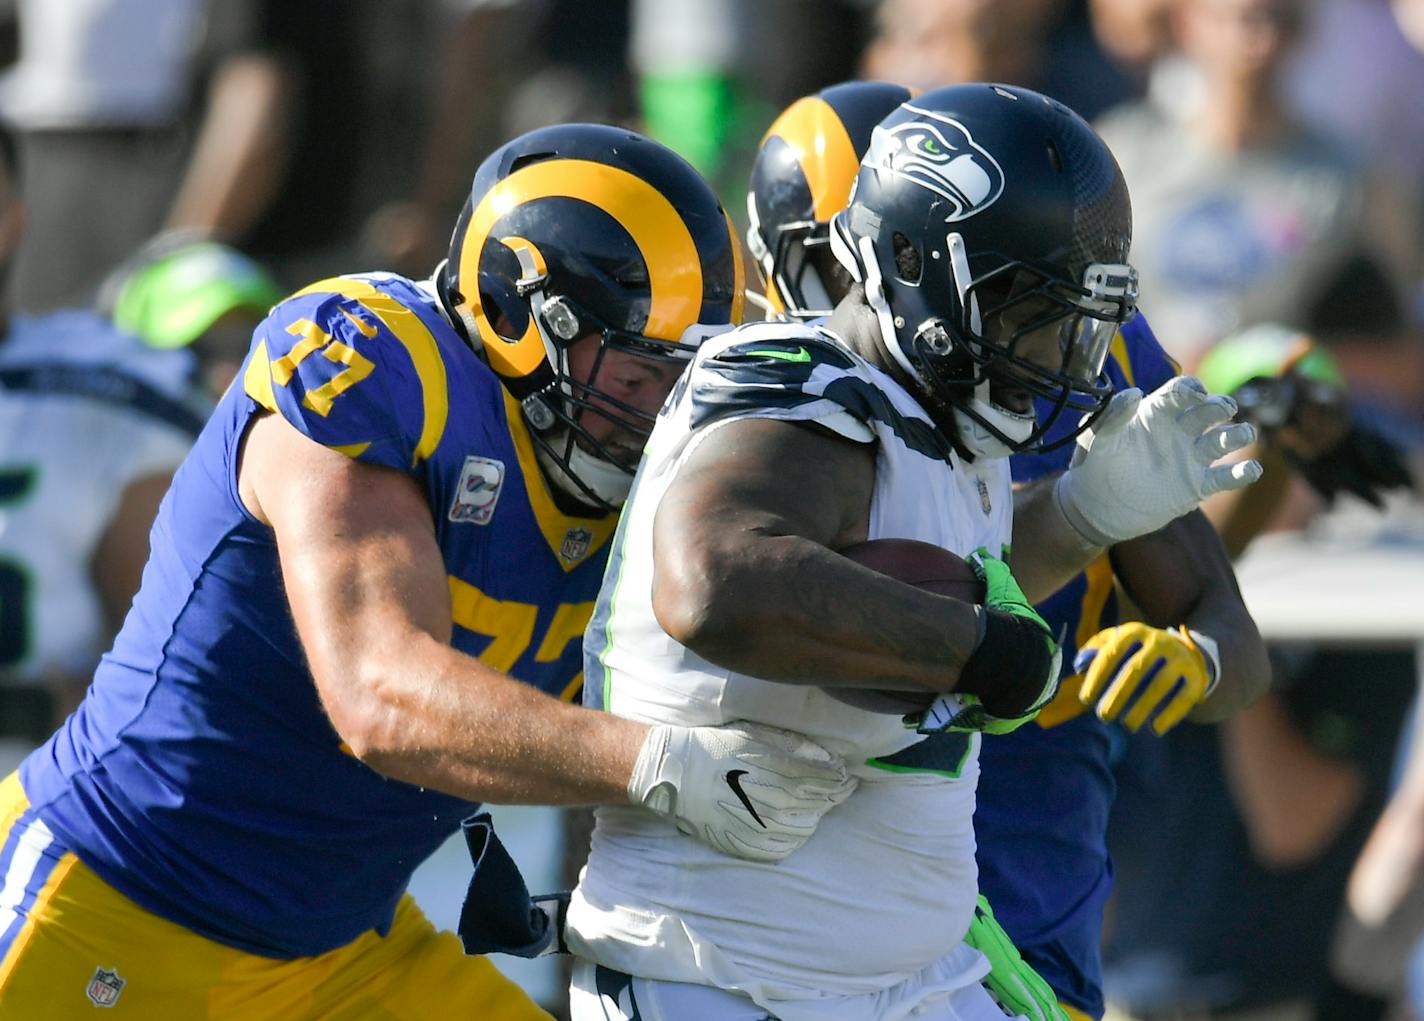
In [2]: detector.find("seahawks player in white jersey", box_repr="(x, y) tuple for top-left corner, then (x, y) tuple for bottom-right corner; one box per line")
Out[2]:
(567, 84), (1263, 1021)
(0, 128), (199, 762)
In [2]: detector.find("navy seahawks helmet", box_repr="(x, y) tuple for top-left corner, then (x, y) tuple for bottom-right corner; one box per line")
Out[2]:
(830, 83), (1137, 456)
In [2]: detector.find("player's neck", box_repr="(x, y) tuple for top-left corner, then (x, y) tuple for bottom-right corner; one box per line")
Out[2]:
(824, 286), (908, 387)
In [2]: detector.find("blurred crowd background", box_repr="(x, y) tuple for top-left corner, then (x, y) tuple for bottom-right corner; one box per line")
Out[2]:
(2, 0), (1424, 1019)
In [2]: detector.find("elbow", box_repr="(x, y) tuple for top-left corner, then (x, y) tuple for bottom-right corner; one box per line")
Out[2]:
(317, 661), (407, 767)
(650, 545), (742, 656)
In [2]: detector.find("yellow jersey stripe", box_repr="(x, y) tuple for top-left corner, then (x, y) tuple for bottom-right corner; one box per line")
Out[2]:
(500, 390), (617, 571)
(292, 277), (450, 465)
(242, 340), (279, 413)
(1109, 330), (1136, 389)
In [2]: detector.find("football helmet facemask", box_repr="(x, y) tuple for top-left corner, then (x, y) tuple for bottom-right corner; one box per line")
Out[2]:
(441, 123), (744, 510)
(830, 83), (1137, 458)
(747, 81), (913, 321)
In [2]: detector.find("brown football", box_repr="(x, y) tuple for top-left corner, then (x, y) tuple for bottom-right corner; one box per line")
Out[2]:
(821, 538), (985, 715)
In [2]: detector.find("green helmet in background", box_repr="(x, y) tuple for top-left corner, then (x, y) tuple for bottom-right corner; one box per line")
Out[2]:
(103, 233), (285, 350)
(1196, 322), (1343, 398)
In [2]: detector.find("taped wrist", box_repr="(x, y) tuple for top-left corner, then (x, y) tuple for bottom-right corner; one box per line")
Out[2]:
(956, 609), (1055, 718)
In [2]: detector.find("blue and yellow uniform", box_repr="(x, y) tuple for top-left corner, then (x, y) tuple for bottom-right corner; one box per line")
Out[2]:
(973, 315), (1179, 1021)
(0, 274), (613, 1018)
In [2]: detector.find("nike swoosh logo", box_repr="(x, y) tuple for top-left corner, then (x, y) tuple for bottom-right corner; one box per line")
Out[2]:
(746, 346), (812, 362)
(724, 769), (767, 828)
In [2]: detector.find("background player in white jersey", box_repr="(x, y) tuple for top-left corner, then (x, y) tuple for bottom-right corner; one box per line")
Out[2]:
(0, 120), (201, 766)
(568, 84), (1263, 1021)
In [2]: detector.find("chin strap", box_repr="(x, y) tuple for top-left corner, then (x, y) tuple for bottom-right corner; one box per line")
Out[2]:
(953, 398), (1036, 459)
(566, 443), (633, 505)
(531, 434), (631, 510)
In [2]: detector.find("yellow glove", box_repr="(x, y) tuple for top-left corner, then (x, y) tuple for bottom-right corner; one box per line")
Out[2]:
(1075, 622), (1220, 735)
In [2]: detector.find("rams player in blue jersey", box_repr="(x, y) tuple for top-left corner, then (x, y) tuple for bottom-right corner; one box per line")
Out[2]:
(747, 83), (1272, 1021)
(0, 124), (860, 1019)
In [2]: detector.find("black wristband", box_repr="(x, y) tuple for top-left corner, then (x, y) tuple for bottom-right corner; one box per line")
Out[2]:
(956, 608), (1054, 718)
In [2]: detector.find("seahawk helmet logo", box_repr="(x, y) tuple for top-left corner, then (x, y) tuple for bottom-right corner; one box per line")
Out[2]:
(862, 111), (1005, 222)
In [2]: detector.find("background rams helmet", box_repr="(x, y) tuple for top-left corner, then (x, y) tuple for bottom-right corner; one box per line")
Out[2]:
(747, 80), (913, 320)
(831, 83), (1137, 457)
(441, 122), (744, 508)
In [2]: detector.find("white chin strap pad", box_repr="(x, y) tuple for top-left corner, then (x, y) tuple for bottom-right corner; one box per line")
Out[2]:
(953, 397), (1035, 460)
(566, 443), (633, 505)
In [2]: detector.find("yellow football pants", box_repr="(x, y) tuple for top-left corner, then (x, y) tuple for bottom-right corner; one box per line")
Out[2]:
(0, 773), (551, 1020)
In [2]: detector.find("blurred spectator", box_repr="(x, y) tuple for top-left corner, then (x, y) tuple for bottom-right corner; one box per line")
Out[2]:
(168, 0), (367, 286)
(1322, 707), (1424, 1019)
(97, 231), (285, 400)
(0, 121), (200, 771)
(1101, 324), (1420, 1021)
(364, 0), (639, 278)
(0, 0), (383, 310)
(859, 0), (1137, 122)
(1104, 644), (1415, 1021)
(1094, 0), (1404, 367)
(1086, 0), (1180, 93)
(632, 0), (870, 200)
(0, 0), (208, 309)
(1196, 323), (1416, 557)
(1283, 0), (1424, 267)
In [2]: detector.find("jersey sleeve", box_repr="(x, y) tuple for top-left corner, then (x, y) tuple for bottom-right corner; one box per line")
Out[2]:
(241, 278), (441, 472)
(686, 327), (880, 444)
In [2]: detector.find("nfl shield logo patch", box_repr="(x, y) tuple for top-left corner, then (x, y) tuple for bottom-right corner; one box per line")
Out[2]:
(975, 477), (992, 516)
(86, 967), (125, 1007)
(449, 456), (505, 525)
(560, 527), (594, 565)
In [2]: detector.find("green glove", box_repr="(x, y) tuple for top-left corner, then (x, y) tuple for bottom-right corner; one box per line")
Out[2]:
(970, 545), (1051, 634)
(907, 548), (1061, 736)
(964, 895), (1069, 1021)
(968, 547), (1060, 735)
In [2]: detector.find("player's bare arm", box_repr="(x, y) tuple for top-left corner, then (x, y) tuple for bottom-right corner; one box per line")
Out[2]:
(241, 410), (646, 807)
(1008, 472), (1103, 603)
(1110, 509), (1271, 721)
(651, 415), (983, 693)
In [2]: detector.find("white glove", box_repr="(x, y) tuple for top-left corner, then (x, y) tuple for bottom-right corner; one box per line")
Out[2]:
(1054, 376), (1263, 546)
(627, 721), (857, 862)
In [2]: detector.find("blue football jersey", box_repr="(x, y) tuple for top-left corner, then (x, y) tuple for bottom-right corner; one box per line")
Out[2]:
(975, 315), (1180, 1017)
(19, 273), (616, 958)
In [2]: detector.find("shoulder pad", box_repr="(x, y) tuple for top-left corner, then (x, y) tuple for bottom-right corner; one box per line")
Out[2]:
(687, 322), (951, 460)
(242, 276), (451, 470)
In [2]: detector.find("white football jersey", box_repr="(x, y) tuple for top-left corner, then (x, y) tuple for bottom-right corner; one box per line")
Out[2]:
(568, 323), (1013, 1019)
(0, 311), (199, 686)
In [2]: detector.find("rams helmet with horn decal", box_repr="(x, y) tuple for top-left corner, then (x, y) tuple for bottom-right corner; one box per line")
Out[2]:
(831, 83), (1137, 457)
(747, 81), (913, 320)
(441, 123), (744, 508)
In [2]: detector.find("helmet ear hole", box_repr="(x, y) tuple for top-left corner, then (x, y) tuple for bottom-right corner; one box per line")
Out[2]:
(477, 270), (530, 343)
(892, 232), (922, 284)
(1045, 139), (1063, 174)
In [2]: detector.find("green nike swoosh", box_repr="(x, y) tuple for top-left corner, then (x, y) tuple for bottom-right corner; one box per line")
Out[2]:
(746, 346), (812, 362)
